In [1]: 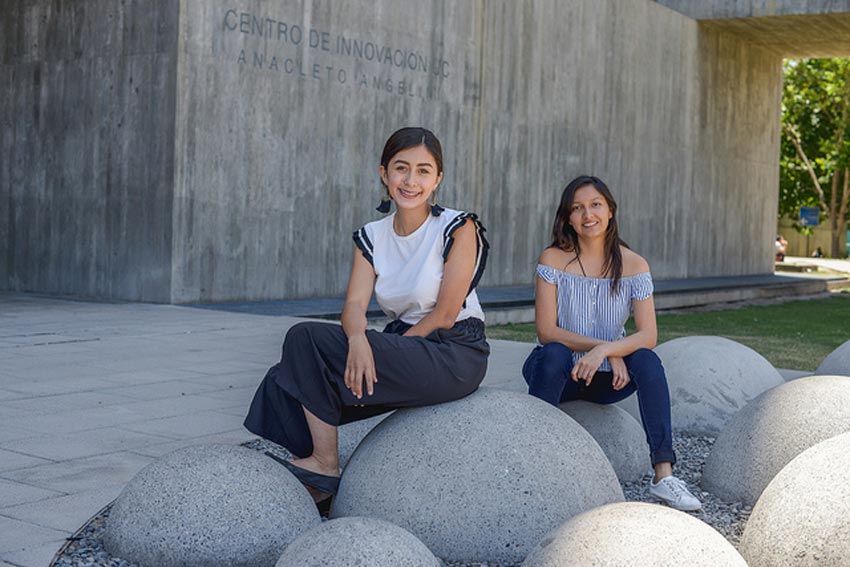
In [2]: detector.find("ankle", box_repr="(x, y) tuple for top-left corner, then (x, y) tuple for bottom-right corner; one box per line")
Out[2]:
(653, 463), (673, 483)
(309, 454), (340, 476)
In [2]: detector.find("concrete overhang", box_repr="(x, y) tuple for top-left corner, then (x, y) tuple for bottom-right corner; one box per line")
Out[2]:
(654, 0), (850, 19)
(655, 1), (850, 57)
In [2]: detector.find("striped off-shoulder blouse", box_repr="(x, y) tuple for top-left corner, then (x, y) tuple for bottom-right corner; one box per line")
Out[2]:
(536, 263), (654, 372)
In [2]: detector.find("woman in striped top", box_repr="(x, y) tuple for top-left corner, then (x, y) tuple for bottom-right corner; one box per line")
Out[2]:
(522, 175), (701, 512)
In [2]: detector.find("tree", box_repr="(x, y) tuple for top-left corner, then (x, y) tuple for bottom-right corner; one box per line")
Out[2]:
(780, 58), (850, 257)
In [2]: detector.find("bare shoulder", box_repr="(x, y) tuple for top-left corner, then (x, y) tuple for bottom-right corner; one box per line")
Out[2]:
(444, 219), (476, 262)
(538, 247), (574, 270)
(621, 247), (650, 276)
(453, 218), (476, 238)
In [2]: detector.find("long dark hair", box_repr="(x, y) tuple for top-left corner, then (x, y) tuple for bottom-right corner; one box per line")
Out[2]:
(550, 175), (628, 291)
(380, 127), (443, 174)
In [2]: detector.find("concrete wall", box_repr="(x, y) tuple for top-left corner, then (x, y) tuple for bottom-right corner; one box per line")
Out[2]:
(692, 25), (782, 274)
(1, 0), (179, 302)
(167, 0), (780, 302)
(2, 0), (794, 302)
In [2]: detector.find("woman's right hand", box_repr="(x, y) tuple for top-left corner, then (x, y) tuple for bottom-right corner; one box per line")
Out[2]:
(609, 356), (631, 391)
(344, 334), (377, 399)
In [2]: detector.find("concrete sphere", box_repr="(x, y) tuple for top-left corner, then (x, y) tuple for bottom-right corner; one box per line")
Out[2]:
(559, 400), (650, 482)
(617, 336), (784, 434)
(816, 338), (850, 376)
(522, 502), (747, 567)
(702, 375), (850, 505)
(276, 517), (440, 567)
(740, 432), (850, 567)
(104, 444), (320, 567)
(331, 388), (624, 564)
(338, 412), (392, 469)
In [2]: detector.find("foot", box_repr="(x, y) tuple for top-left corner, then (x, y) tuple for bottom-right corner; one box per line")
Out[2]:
(289, 457), (339, 503)
(264, 453), (340, 501)
(290, 456), (340, 479)
(649, 475), (702, 511)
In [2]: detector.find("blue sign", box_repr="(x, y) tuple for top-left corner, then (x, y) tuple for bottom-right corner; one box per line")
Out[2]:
(799, 207), (820, 227)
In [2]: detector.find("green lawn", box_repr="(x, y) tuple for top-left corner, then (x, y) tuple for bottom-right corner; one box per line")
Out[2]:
(487, 292), (850, 371)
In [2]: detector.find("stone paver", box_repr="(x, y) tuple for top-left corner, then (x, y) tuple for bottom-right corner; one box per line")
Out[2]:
(0, 391), (137, 413)
(0, 425), (174, 462)
(119, 410), (246, 440)
(0, 479), (63, 508)
(104, 379), (232, 401)
(1, 485), (124, 533)
(0, 450), (51, 474)
(0, 426), (37, 444)
(0, 540), (68, 567)
(0, 452), (154, 494)
(0, 516), (68, 555)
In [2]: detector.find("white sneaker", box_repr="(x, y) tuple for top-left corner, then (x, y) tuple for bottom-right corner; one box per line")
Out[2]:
(649, 475), (702, 511)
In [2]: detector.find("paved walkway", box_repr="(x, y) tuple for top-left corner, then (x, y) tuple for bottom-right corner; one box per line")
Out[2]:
(0, 293), (531, 567)
(785, 255), (850, 275)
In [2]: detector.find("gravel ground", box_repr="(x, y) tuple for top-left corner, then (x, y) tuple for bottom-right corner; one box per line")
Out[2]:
(51, 432), (750, 567)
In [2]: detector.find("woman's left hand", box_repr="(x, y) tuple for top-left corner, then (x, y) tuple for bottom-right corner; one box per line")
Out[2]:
(609, 356), (631, 391)
(571, 345), (607, 385)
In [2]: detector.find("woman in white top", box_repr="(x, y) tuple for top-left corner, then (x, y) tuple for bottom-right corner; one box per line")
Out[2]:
(523, 175), (701, 511)
(245, 127), (489, 513)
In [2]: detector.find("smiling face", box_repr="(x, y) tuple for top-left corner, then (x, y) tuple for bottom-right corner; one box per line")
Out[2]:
(379, 144), (443, 212)
(568, 184), (613, 240)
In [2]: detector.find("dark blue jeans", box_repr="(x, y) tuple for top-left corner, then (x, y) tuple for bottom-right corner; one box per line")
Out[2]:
(523, 343), (676, 466)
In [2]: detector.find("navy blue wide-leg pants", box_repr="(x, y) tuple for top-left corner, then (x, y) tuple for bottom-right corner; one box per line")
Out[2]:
(245, 318), (489, 458)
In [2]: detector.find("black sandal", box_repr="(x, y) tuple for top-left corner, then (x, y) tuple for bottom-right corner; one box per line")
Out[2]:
(264, 451), (341, 495)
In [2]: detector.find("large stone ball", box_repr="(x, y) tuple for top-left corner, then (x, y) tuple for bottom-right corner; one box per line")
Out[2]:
(617, 336), (784, 434)
(739, 432), (850, 567)
(331, 388), (624, 564)
(701, 375), (850, 505)
(559, 400), (650, 482)
(104, 444), (320, 567)
(816, 338), (850, 376)
(275, 517), (440, 567)
(338, 412), (392, 469)
(521, 502), (747, 566)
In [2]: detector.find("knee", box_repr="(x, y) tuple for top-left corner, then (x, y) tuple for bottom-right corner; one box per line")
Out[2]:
(627, 349), (665, 381)
(526, 343), (573, 381)
(629, 348), (661, 367)
(282, 321), (338, 352)
(283, 321), (313, 345)
(538, 342), (573, 365)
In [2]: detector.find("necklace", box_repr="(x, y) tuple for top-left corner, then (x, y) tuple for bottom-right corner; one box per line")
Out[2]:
(576, 254), (588, 277)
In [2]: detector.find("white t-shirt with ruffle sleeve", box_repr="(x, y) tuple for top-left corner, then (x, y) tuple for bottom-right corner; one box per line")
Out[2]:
(353, 208), (489, 325)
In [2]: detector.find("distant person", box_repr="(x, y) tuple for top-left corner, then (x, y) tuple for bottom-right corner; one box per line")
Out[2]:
(522, 175), (701, 511)
(812, 246), (824, 258)
(775, 235), (788, 262)
(244, 127), (490, 515)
